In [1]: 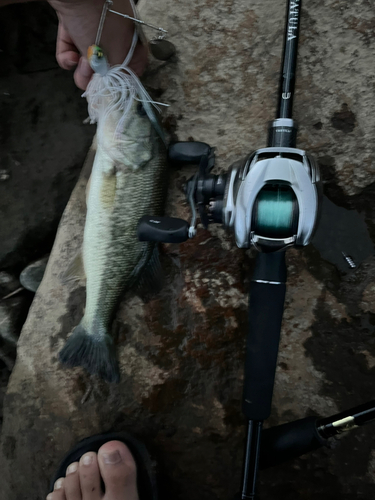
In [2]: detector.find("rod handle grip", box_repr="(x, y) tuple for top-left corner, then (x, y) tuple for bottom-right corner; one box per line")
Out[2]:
(260, 416), (327, 469)
(242, 252), (287, 421)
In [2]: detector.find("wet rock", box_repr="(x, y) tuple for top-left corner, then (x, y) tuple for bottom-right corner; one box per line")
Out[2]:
(360, 283), (375, 315)
(0, 303), (18, 348)
(0, 271), (19, 296)
(0, 169), (10, 182)
(1, 1), (375, 500)
(0, 3), (94, 270)
(0, 271), (34, 372)
(0, 293), (32, 375)
(331, 103), (357, 134)
(0, 364), (10, 426)
(0, 292), (32, 340)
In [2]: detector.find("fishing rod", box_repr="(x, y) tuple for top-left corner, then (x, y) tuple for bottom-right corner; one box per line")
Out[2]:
(134, 0), (368, 497)
(260, 399), (375, 470)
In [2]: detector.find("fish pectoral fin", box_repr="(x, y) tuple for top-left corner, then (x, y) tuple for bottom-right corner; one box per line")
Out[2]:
(135, 245), (164, 296)
(100, 171), (117, 209)
(61, 250), (86, 285)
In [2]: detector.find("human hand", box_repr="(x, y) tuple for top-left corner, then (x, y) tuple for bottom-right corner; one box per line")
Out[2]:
(49, 0), (148, 89)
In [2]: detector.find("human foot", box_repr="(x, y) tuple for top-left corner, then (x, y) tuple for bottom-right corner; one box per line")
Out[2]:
(47, 440), (139, 500)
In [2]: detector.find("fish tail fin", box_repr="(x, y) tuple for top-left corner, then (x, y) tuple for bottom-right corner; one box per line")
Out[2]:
(59, 322), (120, 383)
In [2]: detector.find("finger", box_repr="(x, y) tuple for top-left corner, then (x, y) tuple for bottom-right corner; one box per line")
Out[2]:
(74, 57), (94, 91)
(56, 23), (80, 70)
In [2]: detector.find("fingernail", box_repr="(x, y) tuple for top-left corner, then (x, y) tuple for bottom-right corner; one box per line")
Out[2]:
(66, 462), (78, 474)
(54, 479), (63, 490)
(46, 494), (53, 500)
(68, 59), (78, 67)
(103, 450), (122, 465)
(82, 454), (93, 466)
(80, 58), (93, 78)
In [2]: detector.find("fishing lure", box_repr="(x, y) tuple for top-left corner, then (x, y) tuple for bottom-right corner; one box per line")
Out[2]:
(84, 0), (169, 145)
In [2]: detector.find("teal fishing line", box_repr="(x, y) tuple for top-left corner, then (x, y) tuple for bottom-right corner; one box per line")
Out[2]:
(255, 188), (295, 237)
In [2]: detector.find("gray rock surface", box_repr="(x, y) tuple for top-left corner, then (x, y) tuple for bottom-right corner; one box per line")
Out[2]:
(1, 1), (375, 499)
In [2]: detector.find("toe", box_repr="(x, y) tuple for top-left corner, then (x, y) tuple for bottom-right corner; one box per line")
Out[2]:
(47, 477), (66, 500)
(98, 441), (139, 500)
(79, 452), (102, 500)
(64, 462), (81, 500)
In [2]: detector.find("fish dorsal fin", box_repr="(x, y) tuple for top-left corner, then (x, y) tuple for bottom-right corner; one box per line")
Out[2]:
(141, 99), (167, 147)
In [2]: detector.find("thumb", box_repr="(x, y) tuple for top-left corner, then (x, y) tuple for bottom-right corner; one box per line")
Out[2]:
(74, 57), (94, 91)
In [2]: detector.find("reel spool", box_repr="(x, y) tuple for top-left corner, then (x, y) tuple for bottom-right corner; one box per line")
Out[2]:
(253, 185), (299, 239)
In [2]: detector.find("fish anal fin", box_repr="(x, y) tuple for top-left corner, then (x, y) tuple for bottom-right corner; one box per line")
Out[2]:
(136, 245), (164, 296)
(61, 250), (86, 284)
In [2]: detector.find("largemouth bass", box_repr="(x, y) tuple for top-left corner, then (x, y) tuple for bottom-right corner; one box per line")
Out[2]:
(59, 96), (168, 382)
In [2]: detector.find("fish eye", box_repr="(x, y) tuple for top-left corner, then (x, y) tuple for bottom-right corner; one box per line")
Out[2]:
(137, 103), (147, 116)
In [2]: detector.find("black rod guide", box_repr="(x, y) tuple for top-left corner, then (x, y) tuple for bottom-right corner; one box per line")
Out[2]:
(317, 400), (375, 439)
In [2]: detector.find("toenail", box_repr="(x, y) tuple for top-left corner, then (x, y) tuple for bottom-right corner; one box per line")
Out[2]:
(82, 454), (93, 465)
(54, 479), (63, 490)
(103, 450), (122, 464)
(67, 462), (78, 474)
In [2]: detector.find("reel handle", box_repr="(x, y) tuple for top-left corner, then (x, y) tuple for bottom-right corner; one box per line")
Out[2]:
(137, 215), (190, 243)
(168, 141), (212, 165)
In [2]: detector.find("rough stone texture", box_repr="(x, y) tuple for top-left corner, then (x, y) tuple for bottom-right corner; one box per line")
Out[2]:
(0, 3), (94, 270)
(1, 1), (375, 499)
(0, 272), (19, 296)
(0, 271), (33, 423)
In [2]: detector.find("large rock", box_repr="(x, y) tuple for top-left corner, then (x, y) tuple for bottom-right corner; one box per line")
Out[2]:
(1, 1), (375, 499)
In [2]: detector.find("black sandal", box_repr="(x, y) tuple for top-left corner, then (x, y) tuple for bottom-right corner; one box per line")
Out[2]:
(50, 431), (157, 499)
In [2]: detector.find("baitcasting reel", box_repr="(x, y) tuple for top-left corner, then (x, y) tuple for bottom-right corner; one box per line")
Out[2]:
(138, 123), (321, 253)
